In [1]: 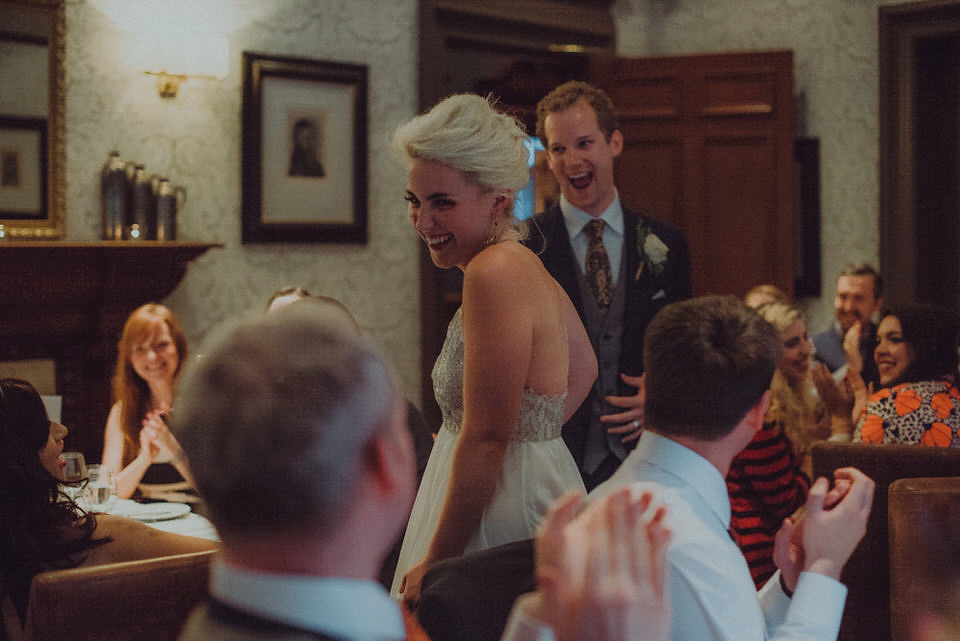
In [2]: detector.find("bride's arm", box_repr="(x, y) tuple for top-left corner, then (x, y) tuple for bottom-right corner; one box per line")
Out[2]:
(401, 249), (530, 603)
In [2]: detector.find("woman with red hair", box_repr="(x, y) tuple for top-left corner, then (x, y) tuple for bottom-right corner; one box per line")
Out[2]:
(102, 303), (194, 499)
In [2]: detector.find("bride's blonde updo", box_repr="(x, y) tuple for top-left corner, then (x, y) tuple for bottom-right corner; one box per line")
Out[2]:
(393, 94), (530, 240)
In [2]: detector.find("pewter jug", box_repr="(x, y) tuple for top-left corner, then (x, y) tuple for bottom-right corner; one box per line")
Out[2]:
(155, 178), (186, 241)
(100, 151), (127, 240)
(129, 165), (155, 240)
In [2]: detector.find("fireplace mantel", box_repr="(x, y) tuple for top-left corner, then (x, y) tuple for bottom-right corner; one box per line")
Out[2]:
(0, 241), (221, 458)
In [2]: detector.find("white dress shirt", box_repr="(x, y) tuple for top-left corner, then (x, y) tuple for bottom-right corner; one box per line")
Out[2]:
(559, 192), (624, 287)
(210, 560), (406, 641)
(501, 431), (848, 641)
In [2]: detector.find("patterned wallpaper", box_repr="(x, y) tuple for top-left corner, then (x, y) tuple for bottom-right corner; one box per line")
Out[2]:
(64, 0), (424, 403)
(62, 0), (915, 406)
(611, 0), (908, 332)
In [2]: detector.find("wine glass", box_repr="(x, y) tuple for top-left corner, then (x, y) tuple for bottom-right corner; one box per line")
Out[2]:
(82, 465), (118, 513)
(60, 451), (87, 501)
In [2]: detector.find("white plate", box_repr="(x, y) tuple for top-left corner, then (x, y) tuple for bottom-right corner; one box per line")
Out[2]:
(114, 500), (192, 522)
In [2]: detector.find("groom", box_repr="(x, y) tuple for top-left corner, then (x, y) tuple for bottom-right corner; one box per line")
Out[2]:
(527, 81), (692, 490)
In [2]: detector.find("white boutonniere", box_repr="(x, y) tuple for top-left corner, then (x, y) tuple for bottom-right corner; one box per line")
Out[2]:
(635, 223), (669, 280)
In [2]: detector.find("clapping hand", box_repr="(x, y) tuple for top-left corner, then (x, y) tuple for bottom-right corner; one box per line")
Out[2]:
(527, 487), (671, 641)
(774, 468), (873, 593)
(842, 323), (864, 375)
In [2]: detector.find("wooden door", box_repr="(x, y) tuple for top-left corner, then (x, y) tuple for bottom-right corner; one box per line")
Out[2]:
(590, 51), (796, 298)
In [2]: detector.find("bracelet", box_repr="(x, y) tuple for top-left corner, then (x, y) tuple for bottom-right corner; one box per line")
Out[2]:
(779, 573), (794, 598)
(170, 449), (187, 465)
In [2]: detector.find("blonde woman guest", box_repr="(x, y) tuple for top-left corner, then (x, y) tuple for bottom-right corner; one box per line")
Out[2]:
(102, 304), (194, 500)
(726, 302), (848, 588)
(744, 283), (789, 309)
(391, 94), (597, 607)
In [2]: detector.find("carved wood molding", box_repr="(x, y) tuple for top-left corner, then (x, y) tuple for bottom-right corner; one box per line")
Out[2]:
(0, 242), (220, 337)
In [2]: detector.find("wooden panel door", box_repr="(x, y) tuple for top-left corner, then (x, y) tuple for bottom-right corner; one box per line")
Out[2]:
(591, 51), (795, 298)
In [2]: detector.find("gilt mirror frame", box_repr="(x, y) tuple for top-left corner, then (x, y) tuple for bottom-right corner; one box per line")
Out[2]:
(0, 0), (65, 239)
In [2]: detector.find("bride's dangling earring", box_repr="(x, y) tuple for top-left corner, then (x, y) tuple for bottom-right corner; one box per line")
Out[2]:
(484, 219), (500, 248)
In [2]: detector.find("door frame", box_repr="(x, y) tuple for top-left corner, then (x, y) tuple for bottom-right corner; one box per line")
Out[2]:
(879, 0), (960, 305)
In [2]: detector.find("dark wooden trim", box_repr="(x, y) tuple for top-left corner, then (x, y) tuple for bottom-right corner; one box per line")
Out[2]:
(879, 0), (960, 307)
(794, 137), (821, 297)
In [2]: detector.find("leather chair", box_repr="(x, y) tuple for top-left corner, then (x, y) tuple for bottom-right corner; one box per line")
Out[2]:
(888, 476), (960, 641)
(417, 538), (535, 641)
(811, 442), (960, 641)
(22, 549), (216, 641)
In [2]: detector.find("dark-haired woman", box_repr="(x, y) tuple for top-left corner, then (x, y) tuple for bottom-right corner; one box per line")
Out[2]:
(0, 378), (216, 624)
(848, 303), (960, 446)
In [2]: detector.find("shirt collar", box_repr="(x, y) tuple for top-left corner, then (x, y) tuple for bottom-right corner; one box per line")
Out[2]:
(559, 191), (624, 239)
(633, 430), (732, 529)
(210, 561), (405, 641)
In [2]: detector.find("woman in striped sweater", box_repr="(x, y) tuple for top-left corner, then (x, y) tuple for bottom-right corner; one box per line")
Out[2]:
(726, 302), (844, 588)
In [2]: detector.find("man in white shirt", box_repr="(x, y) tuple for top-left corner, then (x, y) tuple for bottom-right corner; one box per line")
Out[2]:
(174, 299), (423, 641)
(504, 295), (874, 641)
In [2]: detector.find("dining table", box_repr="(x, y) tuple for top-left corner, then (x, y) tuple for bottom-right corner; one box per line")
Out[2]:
(109, 498), (220, 541)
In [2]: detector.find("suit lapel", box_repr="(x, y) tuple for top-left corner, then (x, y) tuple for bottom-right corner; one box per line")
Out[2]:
(623, 208), (640, 291)
(537, 206), (585, 319)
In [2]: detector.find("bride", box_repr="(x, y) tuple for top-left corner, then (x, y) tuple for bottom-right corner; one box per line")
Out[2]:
(391, 94), (596, 606)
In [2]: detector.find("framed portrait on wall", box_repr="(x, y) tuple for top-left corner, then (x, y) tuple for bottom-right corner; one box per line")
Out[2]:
(242, 52), (367, 243)
(0, 116), (46, 221)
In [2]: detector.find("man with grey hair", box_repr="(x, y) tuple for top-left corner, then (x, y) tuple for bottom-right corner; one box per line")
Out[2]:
(174, 302), (423, 641)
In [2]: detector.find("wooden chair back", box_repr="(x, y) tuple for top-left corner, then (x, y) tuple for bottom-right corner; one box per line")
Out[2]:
(22, 549), (216, 641)
(811, 441), (960, 641)
(888, 476), (960, 641)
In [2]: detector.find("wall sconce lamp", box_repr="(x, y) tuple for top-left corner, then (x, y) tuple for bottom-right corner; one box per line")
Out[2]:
(130, 32), (229, 98)
(147, 72), (188, 98)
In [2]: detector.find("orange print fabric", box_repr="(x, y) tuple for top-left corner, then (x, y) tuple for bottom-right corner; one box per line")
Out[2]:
(860, 414), (885, 444)
(922, 422), (954, 447)
(894, 388), (922, 416)
(932, 393), (956, 419)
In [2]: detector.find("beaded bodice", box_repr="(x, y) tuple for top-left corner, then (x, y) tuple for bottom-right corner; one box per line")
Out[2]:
(432, 308), (566, 442)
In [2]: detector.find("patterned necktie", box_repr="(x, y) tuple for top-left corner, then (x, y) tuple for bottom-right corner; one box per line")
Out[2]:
(584, 219), (614, 310)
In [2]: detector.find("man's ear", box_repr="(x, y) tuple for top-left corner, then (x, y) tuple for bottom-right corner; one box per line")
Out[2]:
(364, 398), (413, 495)
(609, 129), (624, 157)
(364, 436), (396, 493)
(745, 389), (771, 433)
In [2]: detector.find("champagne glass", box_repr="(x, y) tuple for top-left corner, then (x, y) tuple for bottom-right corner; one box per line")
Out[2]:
(60, 452), (87, 501)
(83, 465), (118, 513)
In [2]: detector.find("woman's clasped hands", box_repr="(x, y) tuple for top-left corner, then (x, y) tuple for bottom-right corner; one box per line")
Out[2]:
(137, 407), (182, 464)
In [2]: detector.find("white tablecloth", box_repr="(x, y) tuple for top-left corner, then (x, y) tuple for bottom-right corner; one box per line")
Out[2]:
(111, 499), (220, 541)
